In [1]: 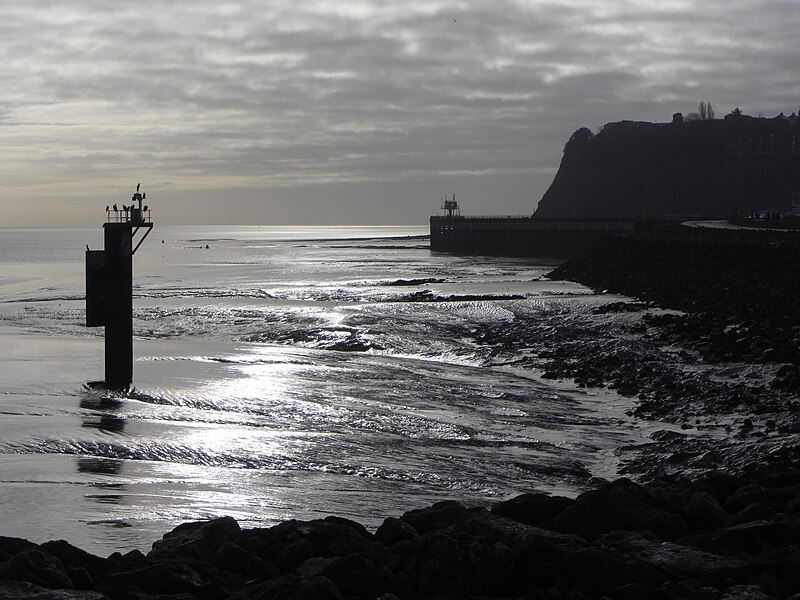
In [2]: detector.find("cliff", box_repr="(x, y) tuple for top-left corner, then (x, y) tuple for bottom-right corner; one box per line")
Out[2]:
(534, 113), (800, 219)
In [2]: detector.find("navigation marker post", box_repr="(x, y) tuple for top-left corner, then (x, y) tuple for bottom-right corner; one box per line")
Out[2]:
(85, 185), (153, 390)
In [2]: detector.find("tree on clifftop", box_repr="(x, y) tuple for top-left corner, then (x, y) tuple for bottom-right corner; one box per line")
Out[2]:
(699, 101), (715, 120)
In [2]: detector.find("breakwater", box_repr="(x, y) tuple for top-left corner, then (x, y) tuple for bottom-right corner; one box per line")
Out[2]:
(429, 216), (640, 257)
(3, 465), (800, 599)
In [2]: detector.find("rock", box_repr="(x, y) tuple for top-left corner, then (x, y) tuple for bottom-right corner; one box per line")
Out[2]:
(0, 581), (108, 599)
(93, 560), (219, 598)
(211, 540), (280, 579)
(298, 553), (384, 600)
(491, 492), (573, 526)
(8, 467), (800, 599)
(562, 545), (665, 595)
(720, 584), (772, 599)
(653, 579), (722, 600)
(719, 519), (800, 555)
(547, 478), (688, 540)
(684, 491), (729, 532)
(0, 538), (37, 563)
(730, 502), (783, 525)
(723, 484), (767, 514)
(613, 582), (652, 600)
(704, 472), (746, 504)
(0, 547), (74, 590)
(398, 500), (471, 534)
(236, 518), (382, 574)
(785, 494), (800, 515)
(227, 574), (343, 600)
(148, 516), (241, 561)
(102, 549), (146, 579)
(599, 530), (750, 587)
(39, 541), (106, 588)
(397, 531), (480, 598)
(374, 518), (418, 547)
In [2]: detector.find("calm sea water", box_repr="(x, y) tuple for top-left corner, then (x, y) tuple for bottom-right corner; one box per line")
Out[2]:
(0, 225), (644, 555)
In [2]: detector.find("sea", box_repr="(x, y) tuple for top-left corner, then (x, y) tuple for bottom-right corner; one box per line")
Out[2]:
(0, 225), (650, 556)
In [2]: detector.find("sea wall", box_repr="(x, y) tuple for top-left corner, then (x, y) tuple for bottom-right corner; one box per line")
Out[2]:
(549, 223), (800, 345)
(430, 216), (638, 257)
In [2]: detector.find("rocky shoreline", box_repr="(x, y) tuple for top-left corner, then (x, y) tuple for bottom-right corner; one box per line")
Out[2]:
(3, 223), (800, 599)
(2, 464), (800, 599)
(546, 223), (800, 475)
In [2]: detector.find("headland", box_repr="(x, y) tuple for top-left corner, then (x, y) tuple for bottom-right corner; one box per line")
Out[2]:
(431, 109), (800, 258)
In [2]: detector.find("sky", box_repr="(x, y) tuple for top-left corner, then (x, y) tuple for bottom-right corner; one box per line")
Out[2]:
(1, 1), (799, 227)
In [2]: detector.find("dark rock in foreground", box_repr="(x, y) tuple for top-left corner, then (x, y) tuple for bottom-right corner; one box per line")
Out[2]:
(2, 467), (800, 599)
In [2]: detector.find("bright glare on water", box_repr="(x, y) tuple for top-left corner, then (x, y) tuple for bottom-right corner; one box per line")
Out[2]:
(0, 225), (644, 555)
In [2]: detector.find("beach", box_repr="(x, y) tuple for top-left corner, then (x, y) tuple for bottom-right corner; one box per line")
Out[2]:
(2, 223), (799, 598)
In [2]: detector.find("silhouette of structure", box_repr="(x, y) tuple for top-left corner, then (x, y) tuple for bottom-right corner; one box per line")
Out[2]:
(86, 186), (153, 389)
(441, 194), (461, 218)
(430, 213), (640, 257)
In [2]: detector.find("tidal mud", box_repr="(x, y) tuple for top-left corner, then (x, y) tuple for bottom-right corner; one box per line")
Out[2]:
(541, 224), (800, 479)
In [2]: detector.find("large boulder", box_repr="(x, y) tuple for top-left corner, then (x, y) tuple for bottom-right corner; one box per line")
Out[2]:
(491, 492), (573, 526)
(236, 517), (383, 574)
(547, 478), (689, 540)
(148, 516), (241, 562)
(0, 547), (74, 590)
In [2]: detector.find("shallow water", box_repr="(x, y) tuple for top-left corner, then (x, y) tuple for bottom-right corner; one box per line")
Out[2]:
(0, 225), (645, 555)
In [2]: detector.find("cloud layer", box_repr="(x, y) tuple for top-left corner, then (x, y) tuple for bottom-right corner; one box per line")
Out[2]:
(2, 1), (798, 225)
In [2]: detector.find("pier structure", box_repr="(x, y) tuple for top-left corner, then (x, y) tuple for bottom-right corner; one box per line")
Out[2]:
(86, 185), (153, 389)
(430, 215), (640, 257)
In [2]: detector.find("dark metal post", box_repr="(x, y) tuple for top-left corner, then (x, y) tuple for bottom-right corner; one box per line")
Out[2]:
(103, 223), (134, 388)
(86, 186), (153, 390)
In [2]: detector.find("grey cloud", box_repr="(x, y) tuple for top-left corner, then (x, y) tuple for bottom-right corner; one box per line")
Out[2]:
(1, 0), (798, 225)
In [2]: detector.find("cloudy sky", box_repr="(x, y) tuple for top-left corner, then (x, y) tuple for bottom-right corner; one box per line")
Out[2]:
(2, 1), (798, 226)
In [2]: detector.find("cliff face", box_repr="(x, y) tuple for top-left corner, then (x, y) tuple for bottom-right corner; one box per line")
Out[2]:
(534, 114), (800, 219)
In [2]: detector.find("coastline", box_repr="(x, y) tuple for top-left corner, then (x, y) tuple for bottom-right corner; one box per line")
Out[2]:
(2, 223), (800, 598)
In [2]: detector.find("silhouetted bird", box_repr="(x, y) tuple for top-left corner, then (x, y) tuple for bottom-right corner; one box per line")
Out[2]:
(143, 205), (148, 212)
(105, 206), (109, 212)
(136, 183), (140, 192)
(113, 204), (118, 211)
